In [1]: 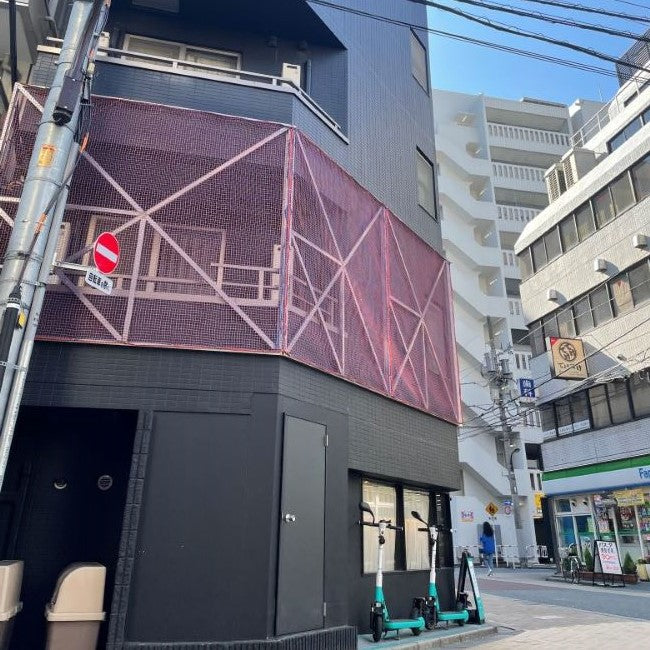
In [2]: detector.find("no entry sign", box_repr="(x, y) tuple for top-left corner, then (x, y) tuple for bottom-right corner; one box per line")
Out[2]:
(93, 232), (120, 274)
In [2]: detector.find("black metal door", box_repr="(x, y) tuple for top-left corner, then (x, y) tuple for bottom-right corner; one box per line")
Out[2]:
(276, 416), (326, 636)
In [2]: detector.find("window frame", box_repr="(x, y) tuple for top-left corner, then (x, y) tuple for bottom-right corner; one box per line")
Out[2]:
(409, 29), (429, 94)
(416, 149), (437, 218)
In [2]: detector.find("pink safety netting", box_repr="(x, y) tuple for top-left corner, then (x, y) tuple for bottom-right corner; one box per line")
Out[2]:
(0, 85), (461, 424)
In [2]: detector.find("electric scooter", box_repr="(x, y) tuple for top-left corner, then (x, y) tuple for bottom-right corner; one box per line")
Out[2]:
(359, 502), (426, 642)
(409, 511), (469, 628)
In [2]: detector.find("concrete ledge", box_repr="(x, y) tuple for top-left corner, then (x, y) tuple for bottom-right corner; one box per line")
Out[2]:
(358, 624), (498, 648)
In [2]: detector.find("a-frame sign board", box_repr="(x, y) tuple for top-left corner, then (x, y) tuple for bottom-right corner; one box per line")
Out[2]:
(592, 540), (625, 588)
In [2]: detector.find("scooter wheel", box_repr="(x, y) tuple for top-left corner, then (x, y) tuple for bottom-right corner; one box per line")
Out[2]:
(411, 626), (422, 636)
(409, 605), (421, 621)
(371, 614), (384, 642)
(425, 607), (438, 630)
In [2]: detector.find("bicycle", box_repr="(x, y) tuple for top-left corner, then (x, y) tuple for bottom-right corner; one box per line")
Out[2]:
(561, 555), (582, 583)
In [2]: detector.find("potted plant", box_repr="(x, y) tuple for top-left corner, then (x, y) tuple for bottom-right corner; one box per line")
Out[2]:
(637, 558), (649, 581)
(583, 548), (594, 578)
(623, 552), (639, 584)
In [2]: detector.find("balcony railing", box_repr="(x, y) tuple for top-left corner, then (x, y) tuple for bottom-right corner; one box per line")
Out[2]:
(497, 204), (541, 223)
(492, 163), (545, 183)
(37, 38), (346, 140)
(488, 122), (569, 148)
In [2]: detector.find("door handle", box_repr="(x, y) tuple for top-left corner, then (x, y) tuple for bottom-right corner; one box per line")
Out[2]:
(283, 513), (297, 523)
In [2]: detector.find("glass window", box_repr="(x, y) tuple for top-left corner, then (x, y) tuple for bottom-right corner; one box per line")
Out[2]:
(590, 284), (613, 326)
(518, 249), (534, 280)
(557, 306), (575, 337)
(540, 404), (556, 435)
(629, 261), (650, 306)
(410, 31), (429, 92)
(543, 313), (559, 340)
(530, 321), (545, 356)
(575, 203), (596, 241)
(416, 151), (436, 217)
(610, 275), (634, 316)
(608, 118), (642, 152)
(631, 155), (650, 202)
(556, 397), (573, 434)
(593, 187), (615, 227)
(544, 228), (562, 262)
(124, 34), (181, 64)
(559, 216), (579, 252)
(404, 490), (430, 570)
(573, 296), (593, 334)
(589, 385), (611, 428)
(362, 481), (397, 572)
(610, 173), (635, 215)
(570, 392), (590, 432)
(608, 380), (632, 425)
(532, 238), (547, 271)
(608, 130), (628, 153)
(556, 499), (572, 514)
(630, 371), (650, 418)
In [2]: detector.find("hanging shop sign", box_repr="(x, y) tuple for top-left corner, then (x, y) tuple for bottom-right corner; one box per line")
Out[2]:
(519, 378), (535, 402)
(534, 492), (544, 519)
(548, 336), (588, 380)
(613, 489), (646, 507)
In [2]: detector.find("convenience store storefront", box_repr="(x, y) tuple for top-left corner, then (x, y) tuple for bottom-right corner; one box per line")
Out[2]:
(543, 456), (650, 562)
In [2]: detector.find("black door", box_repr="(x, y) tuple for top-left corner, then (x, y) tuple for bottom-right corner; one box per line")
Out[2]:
(0, 407), (136, 650)
(276, 416), (326, 636)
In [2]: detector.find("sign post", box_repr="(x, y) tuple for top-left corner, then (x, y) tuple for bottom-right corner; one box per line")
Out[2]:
(593, 540), (625, 587)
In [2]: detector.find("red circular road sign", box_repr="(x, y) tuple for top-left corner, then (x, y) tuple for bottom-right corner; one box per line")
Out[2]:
(93, 232), (120, 274)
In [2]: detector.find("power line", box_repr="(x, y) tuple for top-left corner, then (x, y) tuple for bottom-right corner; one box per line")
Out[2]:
(611, 0), (650, 11)
(518, 0), (650, 23)
(407, 0), (650, 41)
(404, 0), (650, 72)
(308, 1), (624, 79)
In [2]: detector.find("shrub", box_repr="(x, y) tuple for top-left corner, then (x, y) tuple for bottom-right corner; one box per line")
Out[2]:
(583, 548), (594, 572)
(623, 552), (637, 574)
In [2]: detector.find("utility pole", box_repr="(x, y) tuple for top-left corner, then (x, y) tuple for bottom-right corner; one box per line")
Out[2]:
(483, 317), (527, 567)
(0, 0), (109, 490)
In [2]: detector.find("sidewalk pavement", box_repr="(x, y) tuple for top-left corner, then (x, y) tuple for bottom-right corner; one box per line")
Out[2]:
(358, 624), (498, 649)
(446, 591), (650, 648)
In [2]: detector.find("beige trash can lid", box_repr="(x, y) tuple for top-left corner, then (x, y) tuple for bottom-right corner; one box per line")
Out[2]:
(0, 560), (23, 621)
(45, 563), (106, 622)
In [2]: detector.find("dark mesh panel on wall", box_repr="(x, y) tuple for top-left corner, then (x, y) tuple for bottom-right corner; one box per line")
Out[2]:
(0, 86), (461, 424)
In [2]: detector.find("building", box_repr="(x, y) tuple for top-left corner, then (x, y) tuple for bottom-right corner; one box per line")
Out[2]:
(0, 1), (462, 648)
(515, 46), (650, 567)
(432, 88), (602, 563)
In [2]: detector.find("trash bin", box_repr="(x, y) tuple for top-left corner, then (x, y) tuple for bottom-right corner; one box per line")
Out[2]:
(0, 560), (23, 650)
(45, 563), (106, 650)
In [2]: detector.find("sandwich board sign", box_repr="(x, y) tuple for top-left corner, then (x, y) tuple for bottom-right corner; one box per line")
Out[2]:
(593, 540), (624, 587)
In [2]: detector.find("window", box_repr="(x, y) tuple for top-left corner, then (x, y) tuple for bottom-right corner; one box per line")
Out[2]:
(544, 228), (562, 262)
(631, 155), (650, 202)
(542, 313), (559, 340)
(629, 262), (650, 306)
(531, 238), (547, 271)
(410, 31), (429, 92)
(575, 203), (596, 241)
(592, 187), (615, 227)
(571, 392), (590, 431)
(556, 306), (575, 337)
(610, 173), (635, 215)
(607, 118), (642, 153)
(589, 385), (611, 428)
(124, 34), (241, 76)
(589, 284), (612, 326)
(573, 296), (593, 334)
(530, 320), (544, 357)
(608, 380), (632, 425)
(555, 397), (573, 434)
(559, 215), (578, 252)
(540, 404), (556, 435)
(404, 490), (430, 570)
(518, 249), (534, 280)
(416, 150), (436, 217)
(630, 371), (650, 418)
(610, 275), (634, 316)
(362, 481), (397, 572)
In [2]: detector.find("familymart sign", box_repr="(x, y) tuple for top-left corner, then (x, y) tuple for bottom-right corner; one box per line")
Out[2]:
(543, 456), (650, 496)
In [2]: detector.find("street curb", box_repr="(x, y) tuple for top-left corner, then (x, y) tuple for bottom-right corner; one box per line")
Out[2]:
(359, 625), (499, 649)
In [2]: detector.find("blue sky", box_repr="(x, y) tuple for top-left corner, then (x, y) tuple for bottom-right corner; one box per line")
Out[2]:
(426, 0), (650, 104)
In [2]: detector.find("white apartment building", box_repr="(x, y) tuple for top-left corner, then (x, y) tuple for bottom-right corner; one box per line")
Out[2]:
(433, 88), (602, 563)
(515, 58), (650, 566)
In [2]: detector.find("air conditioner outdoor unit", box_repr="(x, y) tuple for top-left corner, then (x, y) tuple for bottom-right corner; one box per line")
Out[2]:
(562, 148), (597, 189)
(544, 163), (566, 203)
(281, 63), (302, 87)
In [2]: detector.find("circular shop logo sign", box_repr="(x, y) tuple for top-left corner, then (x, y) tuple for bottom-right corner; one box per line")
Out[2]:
(558, 341), (578, 362)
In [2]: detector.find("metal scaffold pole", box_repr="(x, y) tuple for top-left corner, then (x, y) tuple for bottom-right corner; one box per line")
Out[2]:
(0, 0), (110, 490)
